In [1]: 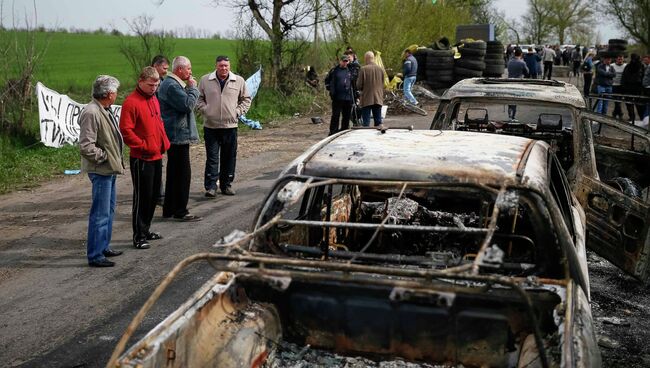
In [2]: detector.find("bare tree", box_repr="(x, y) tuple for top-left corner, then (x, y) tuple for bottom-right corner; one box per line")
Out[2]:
(522, 0), (553, 44)
(547, 0), (593, 44)
(118, 15), (175, 79)
(225, 0), (335, 88)
(602, 0), (650, 53)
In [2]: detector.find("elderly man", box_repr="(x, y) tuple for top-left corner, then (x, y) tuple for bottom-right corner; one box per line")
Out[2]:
(197, 55), (251, 197)
(356, 51), (385, 127)
(158, 56), (202, 221)
(79, 75), (124, 267)
(120, 66), (170, 249)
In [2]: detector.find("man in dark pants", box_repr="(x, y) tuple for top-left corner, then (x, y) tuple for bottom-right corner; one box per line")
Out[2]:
(542, 45), (556, 80)
(324, 55), (354, 135)
(158, 56), (202, 222)
(120, 66), (170, 249)
(197, 55), (251, 197)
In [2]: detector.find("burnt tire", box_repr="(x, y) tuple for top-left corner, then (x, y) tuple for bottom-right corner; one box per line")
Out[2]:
(608, 177), (641, 198)
(455, 59), (486, 70)
(454, 66), (484, 77)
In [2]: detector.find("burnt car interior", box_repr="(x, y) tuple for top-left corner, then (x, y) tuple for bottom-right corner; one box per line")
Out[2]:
(451, 101), (575, 170)
(230, 177), (571, 367)
(255, 179), (564, 279)
(590, 118), (650, 200)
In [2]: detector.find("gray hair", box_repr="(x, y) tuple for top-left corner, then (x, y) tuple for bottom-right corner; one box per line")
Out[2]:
(92, 75), (120, 99)
(172, 56), (191, 71)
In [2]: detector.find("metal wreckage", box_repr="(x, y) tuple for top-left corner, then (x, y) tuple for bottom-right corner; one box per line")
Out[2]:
(108, 127), (609, 368)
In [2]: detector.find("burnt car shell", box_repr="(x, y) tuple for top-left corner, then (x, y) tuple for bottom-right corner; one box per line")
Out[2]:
(431, 77), (650, 283)
(112, 129), (601, 368)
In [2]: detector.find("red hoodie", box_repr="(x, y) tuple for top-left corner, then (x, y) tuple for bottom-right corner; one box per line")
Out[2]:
(119, 88), (171, 161)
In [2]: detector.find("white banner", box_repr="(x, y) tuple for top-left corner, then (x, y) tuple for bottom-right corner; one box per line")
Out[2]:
(36, 82), (121, 148)
(38, 68), (262, 148)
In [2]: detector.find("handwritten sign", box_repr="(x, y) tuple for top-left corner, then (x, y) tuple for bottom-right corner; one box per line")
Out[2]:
(36, 82), (121, 148)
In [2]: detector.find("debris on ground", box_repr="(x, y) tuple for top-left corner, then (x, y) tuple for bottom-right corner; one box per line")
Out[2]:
(266, 341), (453, 368)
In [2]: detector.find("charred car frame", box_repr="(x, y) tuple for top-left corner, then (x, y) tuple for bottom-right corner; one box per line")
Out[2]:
(110, 129), (601, 368)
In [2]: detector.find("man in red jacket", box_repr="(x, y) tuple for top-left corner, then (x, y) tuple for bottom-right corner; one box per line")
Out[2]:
(120, 66), (171, 249)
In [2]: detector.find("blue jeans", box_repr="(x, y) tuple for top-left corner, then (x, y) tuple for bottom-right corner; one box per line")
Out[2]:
(361, 104), (383, 126)
(403, 76), (417, 105)
(596, 85), (612, 114)
(87, 173), (117, 262)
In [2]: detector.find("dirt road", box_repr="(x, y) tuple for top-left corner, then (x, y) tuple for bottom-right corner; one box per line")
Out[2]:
(0, 102), (648, 367)
(0, 109), (433, 367)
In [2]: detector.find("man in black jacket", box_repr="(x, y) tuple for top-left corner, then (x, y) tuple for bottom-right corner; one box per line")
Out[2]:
(325, 55), (354, 135)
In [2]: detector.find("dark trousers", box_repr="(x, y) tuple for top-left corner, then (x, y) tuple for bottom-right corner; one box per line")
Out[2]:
(612, 85), (624, 119)
(129, 157), (161, 244)
(329, 100), (352, 135)
(583, 73), (593, 97)
(543, 61), (553, 80)
(204, 127), (237, 191)
(163, 144), (191, 218)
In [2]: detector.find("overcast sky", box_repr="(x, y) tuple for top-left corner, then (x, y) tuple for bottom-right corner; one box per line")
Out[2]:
(4, 0), (620, 43)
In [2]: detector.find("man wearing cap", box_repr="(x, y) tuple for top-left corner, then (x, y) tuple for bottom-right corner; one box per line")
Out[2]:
(324, 54), (354, 135)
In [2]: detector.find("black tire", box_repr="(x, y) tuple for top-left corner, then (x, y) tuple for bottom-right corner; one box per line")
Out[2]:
(455, 58), (486, 70)
(459, 47), (487, 57)
(484, 65), (505, 75)
(484, 52), (504, 59)
(463, 41), (487, 50)
(426, 49), (455, 57)
(454, 66), (484, 77)
(608, 38), (628, 46)
(486, 40), (503, 47)
(427, 56), (455, 64)
(427, 69), (454, 77)
(426, 62), (454, 71)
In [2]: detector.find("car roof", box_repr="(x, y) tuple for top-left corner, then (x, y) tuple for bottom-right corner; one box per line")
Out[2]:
(441, 78), (586, 109)
(286, 129), (549, 188)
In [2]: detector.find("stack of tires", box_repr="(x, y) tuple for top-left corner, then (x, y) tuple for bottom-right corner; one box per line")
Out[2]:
(454, 41), (486, 82)
(607, 38), (628, 57)
(425, 48), (455, 89)
(483, 41), (505, 77)
(413, 48), (428, 82)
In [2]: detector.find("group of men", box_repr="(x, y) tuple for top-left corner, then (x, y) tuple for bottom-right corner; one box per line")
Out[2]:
(324, 47), (418, 135)
(79, 55), (251, 267)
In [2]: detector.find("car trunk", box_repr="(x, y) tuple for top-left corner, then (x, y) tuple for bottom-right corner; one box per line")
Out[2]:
(116, 269), (564, 368)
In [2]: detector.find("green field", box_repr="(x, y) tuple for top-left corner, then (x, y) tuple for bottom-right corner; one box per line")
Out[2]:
(0, 31), (325, 194)
(24, 31), (238, 99)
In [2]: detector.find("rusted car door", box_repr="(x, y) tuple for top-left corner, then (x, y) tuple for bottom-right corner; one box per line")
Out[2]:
(575, 112), (650, 283)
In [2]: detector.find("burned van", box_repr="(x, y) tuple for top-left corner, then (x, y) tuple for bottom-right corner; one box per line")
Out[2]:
(431, 78), (650, 283)
(110, 129), (600, 368)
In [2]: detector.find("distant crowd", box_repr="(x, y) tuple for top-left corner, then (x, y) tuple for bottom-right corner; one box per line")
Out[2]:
(505, 44), (650, 123)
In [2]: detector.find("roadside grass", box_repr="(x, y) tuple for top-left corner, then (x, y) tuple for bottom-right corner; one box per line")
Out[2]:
(0, 31), (328, 195)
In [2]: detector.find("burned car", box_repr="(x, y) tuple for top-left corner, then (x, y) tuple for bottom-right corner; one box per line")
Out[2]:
(110, 129), (600, 368)
(431, 78), (650, 283)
